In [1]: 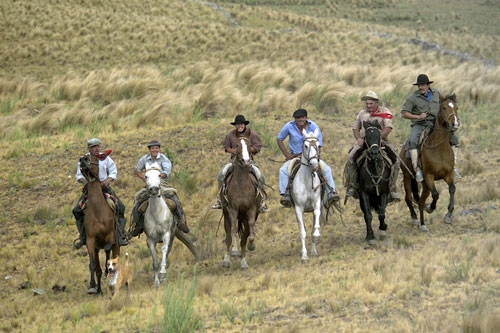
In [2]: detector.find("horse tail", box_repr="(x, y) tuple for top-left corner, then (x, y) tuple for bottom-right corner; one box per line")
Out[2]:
(175, 230), (199, 261)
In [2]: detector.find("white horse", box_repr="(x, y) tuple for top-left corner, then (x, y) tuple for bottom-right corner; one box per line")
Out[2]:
(143, 164), (177, 287)
(291, 129), (322, 262)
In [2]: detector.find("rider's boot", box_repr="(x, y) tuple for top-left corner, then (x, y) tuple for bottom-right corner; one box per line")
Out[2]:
(409, 149), (423, 182)
(127, 201), (145, 239)
(280, 186), (292, 208)
(116, 215), (128, 246)
(452, 145), (462, 179)
(324, 185), (341, 208)
(72, 206), (86, 249)
(170, 194), (190, 233)
(212, 180), (223, 209)
(345, 162), (359, 198)
(390, 165), (401, 201)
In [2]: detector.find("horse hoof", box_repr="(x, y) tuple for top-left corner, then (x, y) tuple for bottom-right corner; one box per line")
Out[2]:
(419, 225), (429, 232)
(411, 219), (419, 227)
(367, 239), (376, 246)
(444, 215), (453, 224)
(247, 242), (256, 252)
(87, 287), (98, 294)
(159, 272), (167, 281)
(230, 250), (239, 257)
(379, 230), (387, 240)
(222, 261), (231, 268)
(301, 256), (309, 262)
(425, 204), (434, 214)
(241, 258), (249, 269)
(312, 235), (320, 245)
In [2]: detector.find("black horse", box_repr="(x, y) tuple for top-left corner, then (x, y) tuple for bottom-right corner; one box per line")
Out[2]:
(358, 121), (391, 245)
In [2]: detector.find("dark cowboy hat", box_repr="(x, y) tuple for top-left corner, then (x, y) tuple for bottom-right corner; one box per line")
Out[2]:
(230, 115), (249, 125)
(293, 108), (308, 118)
(413, 74), (434, 85)
(147, 140), (161, 148)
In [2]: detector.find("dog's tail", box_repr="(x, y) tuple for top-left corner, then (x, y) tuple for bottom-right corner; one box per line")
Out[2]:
(125, 252), (129, 267)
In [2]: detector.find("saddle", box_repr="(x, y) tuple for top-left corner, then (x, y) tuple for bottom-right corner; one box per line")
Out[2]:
(79, 192), (117, 212)
(402, 126), (433, 158)
(134, 185), (178, 214)
(221, 165), (266, 204)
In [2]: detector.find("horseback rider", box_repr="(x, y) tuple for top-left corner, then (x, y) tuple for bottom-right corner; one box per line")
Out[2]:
(128, 139), (190, 238)
(401, 74), (461, 182)
(277, 108), (341, 208)
(72, 138), (128, 249)
(345, 91), (400, 200)
(212, 114), (268, 212)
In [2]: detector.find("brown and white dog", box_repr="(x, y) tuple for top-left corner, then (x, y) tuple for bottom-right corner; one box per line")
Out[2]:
(106, 252), (132, 300)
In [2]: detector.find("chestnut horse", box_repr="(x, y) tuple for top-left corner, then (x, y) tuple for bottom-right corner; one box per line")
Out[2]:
(220, 137), (261, 269)
(79, 154), (119, 295)
(358, 121), (390, 245)
(399, 94), (460, 231)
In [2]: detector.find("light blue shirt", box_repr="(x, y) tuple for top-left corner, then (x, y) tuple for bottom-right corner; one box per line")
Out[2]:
(277, 119), (323, 155)
(136, 153), (172, 178)
(76, 155), (117, 182)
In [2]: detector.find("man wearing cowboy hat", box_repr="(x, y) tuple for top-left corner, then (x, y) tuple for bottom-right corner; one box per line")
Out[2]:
(277, 108), (341, 208)
(345, 91), (400, 200)
(128, 139), (190, 238)
(401, 74), (461, 182)
(212, 115), (268, 212)
(73, 138), (128, 249)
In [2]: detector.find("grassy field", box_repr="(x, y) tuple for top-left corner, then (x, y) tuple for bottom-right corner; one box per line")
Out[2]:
(1, 0), (500, 332)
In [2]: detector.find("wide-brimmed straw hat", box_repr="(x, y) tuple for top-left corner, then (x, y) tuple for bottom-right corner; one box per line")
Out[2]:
(147, 140), (161, 148)
(413, 74), (434, 85)
(361, 90), (379, 101)
(87, 138), (101, 148)
(230, 115), (250, 125)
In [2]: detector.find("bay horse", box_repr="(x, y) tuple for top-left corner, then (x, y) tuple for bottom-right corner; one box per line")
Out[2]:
(221, 137), (260, 269)
(399, 93), (460, 231)
(358, 121), (390, 245)
(143, 164), (177, 287)
(290, 129), (322, 262)
(79, 154), (119, 295)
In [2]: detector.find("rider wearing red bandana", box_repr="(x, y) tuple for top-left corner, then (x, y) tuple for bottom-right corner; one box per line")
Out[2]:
(345, 91), (400, 200)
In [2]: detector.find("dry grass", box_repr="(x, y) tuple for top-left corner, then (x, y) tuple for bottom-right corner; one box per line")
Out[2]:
(1, 0), (500, 332)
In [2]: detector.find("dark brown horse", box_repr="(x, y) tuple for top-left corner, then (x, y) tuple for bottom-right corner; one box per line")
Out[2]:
(79, 154), (119, 294)
(220, 137), (261, 269)
(399, 94), (460, 231)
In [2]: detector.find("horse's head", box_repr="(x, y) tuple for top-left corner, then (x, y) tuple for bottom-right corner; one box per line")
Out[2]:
(145, 167), (162, 197)
(234, 137), (252, 167)
(438, 93), (460, 132)
(79, 154), (99, 182)
(363, 121), (382, 160)
(301, 129), (320, 171)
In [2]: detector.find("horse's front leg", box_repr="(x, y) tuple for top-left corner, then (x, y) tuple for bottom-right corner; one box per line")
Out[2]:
(294, 207), (308, 262)
(147, 238), (160, 287)
(239, 220), (250, 270)
(229, 212), (239, 257)
(310, 202), (322, 256)
(418, 185), (431, 232)
(94, 249), (102, 295)
(359, 193), (375, 245)
(160, 231), (172, 280)
(222, 214), (232, 268)
(378, 195), (388, 240)
(246, 211), (257, 252)
(444, 181), (456, 224)
(86, 240), (98, 294)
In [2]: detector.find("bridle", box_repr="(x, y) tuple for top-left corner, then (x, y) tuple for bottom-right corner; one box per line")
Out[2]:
(80, 154), (99, 183)
(363, 125), (389, 195)
(301, 136), (321, 190)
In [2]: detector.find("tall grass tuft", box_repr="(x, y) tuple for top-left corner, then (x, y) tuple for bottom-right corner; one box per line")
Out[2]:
(158, 273), (201, 333)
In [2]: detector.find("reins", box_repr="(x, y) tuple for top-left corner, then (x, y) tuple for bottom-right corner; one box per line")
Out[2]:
(301, 137), (322, 191)
(363, 126), (389, 196)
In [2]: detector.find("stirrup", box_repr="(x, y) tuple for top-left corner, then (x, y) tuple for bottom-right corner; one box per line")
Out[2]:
(259, 203), (269, 213)
(346, 188), (356, 197)
(453, 168), (462, 179)
(178, 221), (190, 233)
(73, 238), (85, 249)
(211, 201), (222, 209)
(415, 169), (423, 182)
